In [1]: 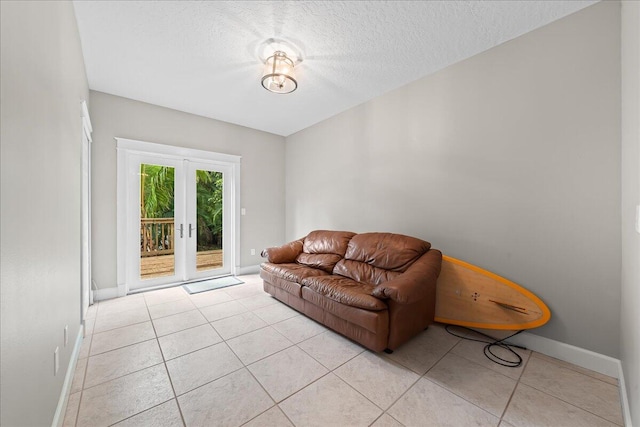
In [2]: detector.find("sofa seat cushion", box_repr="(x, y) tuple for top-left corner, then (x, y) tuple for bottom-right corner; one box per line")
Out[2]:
(301, 275), (387, 311)
(301, 287), (388, 334)
(261, 262), (329, 283)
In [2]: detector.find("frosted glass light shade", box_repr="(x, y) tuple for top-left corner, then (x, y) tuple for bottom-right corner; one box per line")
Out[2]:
(261, 51), (297, 94)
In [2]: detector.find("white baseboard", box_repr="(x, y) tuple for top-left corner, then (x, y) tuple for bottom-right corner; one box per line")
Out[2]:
(51, 325), (83, 427)
(118, 283), (127, 297)
(617, 361), (634, 427)
(236, 264), (260, 275)
(509, 331), (619, 377)
(509, 331), (633, 426)
(93, 286), (119, 301)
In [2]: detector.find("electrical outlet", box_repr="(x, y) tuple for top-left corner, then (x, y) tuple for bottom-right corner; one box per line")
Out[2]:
(64, 325), (68, 347)
(54, 347), (59, 375)
(250, 249), (256, 256)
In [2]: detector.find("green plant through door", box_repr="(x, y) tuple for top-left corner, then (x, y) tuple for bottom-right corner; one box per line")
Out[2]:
(139, 164), (223, 279)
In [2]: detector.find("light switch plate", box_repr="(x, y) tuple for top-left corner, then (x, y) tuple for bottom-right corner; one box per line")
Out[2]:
(636, 205), (640, 234)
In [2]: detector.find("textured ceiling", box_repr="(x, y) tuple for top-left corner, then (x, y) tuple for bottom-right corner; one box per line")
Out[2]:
(73, 1), (597, 136)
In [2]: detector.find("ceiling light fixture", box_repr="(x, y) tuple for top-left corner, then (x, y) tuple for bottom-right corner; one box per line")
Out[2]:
(261, 51), (297, 94)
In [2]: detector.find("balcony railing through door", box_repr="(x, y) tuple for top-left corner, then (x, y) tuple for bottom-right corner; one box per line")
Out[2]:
(140, 217), (222, 279)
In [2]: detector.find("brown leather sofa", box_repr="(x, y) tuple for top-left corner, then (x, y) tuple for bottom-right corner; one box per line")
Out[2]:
(260, 230), (442, 352)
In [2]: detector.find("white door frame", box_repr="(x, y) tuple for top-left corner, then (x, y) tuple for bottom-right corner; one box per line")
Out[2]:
(116, 137), (241, 296)
(81, 101), (93, 322)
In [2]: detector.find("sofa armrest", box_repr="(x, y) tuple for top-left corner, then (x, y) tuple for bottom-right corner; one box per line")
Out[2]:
(261, 239), (304, 264)
(372, 250), (442, 304)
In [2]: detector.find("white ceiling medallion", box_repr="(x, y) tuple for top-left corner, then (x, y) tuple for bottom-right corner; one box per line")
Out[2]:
(258, 38), (303, 94)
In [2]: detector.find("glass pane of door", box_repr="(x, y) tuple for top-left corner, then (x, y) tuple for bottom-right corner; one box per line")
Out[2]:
(139, 163), (176, 280)
(195, 169), (224, 272)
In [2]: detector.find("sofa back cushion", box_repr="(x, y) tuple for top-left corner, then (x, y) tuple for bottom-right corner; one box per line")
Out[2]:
(333, 232), (431, 285)
(296, 230), (357, 273)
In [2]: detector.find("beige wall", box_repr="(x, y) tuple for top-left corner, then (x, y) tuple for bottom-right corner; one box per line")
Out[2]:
(621, 1), (640, 424)
(89, 91), (286, 291)
(285, 2), (621, 356)
(0, 1), (89, 425)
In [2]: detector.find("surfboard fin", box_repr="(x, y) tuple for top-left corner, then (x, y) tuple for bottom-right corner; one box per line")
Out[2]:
(489, 299), (529, 315)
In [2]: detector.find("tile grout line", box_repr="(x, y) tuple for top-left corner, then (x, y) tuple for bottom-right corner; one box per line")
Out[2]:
(516, 380), (624, 426)
(499, 348), (533, 422)
(379, 327), (460, 375)
(228, 289), (378, 425)
(145, 291), (188, 427)
(367, 413), (386, 427)
(419, 374), (500, 422)
(155, 318), (210, 338)
(155, 284), (287, 408)
(383, 412), (406, 427)
(285, 368), (387, 421)
(73, 391), (82, 427)
(84, 294), (183, 426)
(249, 295), (420, 421)
(530, 351), (620, 386)
(89, 336), (157, 358)
(294, 330), (365, 372)
(377, 367), (430, 420)
(82, 360), (167, 392)
(73, 301), (100, 427)
(91, 318), (151, 336)
(72, 344), (92, 426)
(81, 280), (626, 427)
(232, 325), (297, 365)
(76, 280), (263, 425)
(522, 348), (622, 424)
(422, 341), (522, 421)
(239, 324), (361, 405)
(237, 404), (280, 426)
(169, 356), (246, 398)
(86, 290), (483, 426)
(275, 403), (298, 427)
(246, 345), (329, 404)
(105, 284), (288, 424)
(91, 280), (595, 424)
(157, 284), (286, 422)
(104, 398), (176, 427)
(368, 370), (422, 413)
(421, 333), (523, 422)
(92, 304), (151, 332)
(275, 335), (390, 417)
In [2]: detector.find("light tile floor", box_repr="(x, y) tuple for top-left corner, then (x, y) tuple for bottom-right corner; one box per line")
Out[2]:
(64, 274), (624, 427)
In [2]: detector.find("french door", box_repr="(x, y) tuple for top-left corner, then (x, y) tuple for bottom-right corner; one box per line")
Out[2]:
(125, 152), (233, 291)
(186, 160), (232, 281)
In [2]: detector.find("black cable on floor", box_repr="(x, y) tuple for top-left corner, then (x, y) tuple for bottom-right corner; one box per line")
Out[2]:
(445, 324), (527, 368)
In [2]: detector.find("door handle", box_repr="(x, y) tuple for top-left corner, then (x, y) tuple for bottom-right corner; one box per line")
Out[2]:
(189, 224), (195, 238)
(179, 223), (184, 238)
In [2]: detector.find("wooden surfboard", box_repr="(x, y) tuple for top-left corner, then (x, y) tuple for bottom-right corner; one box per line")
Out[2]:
(434, 255), (551, 330)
